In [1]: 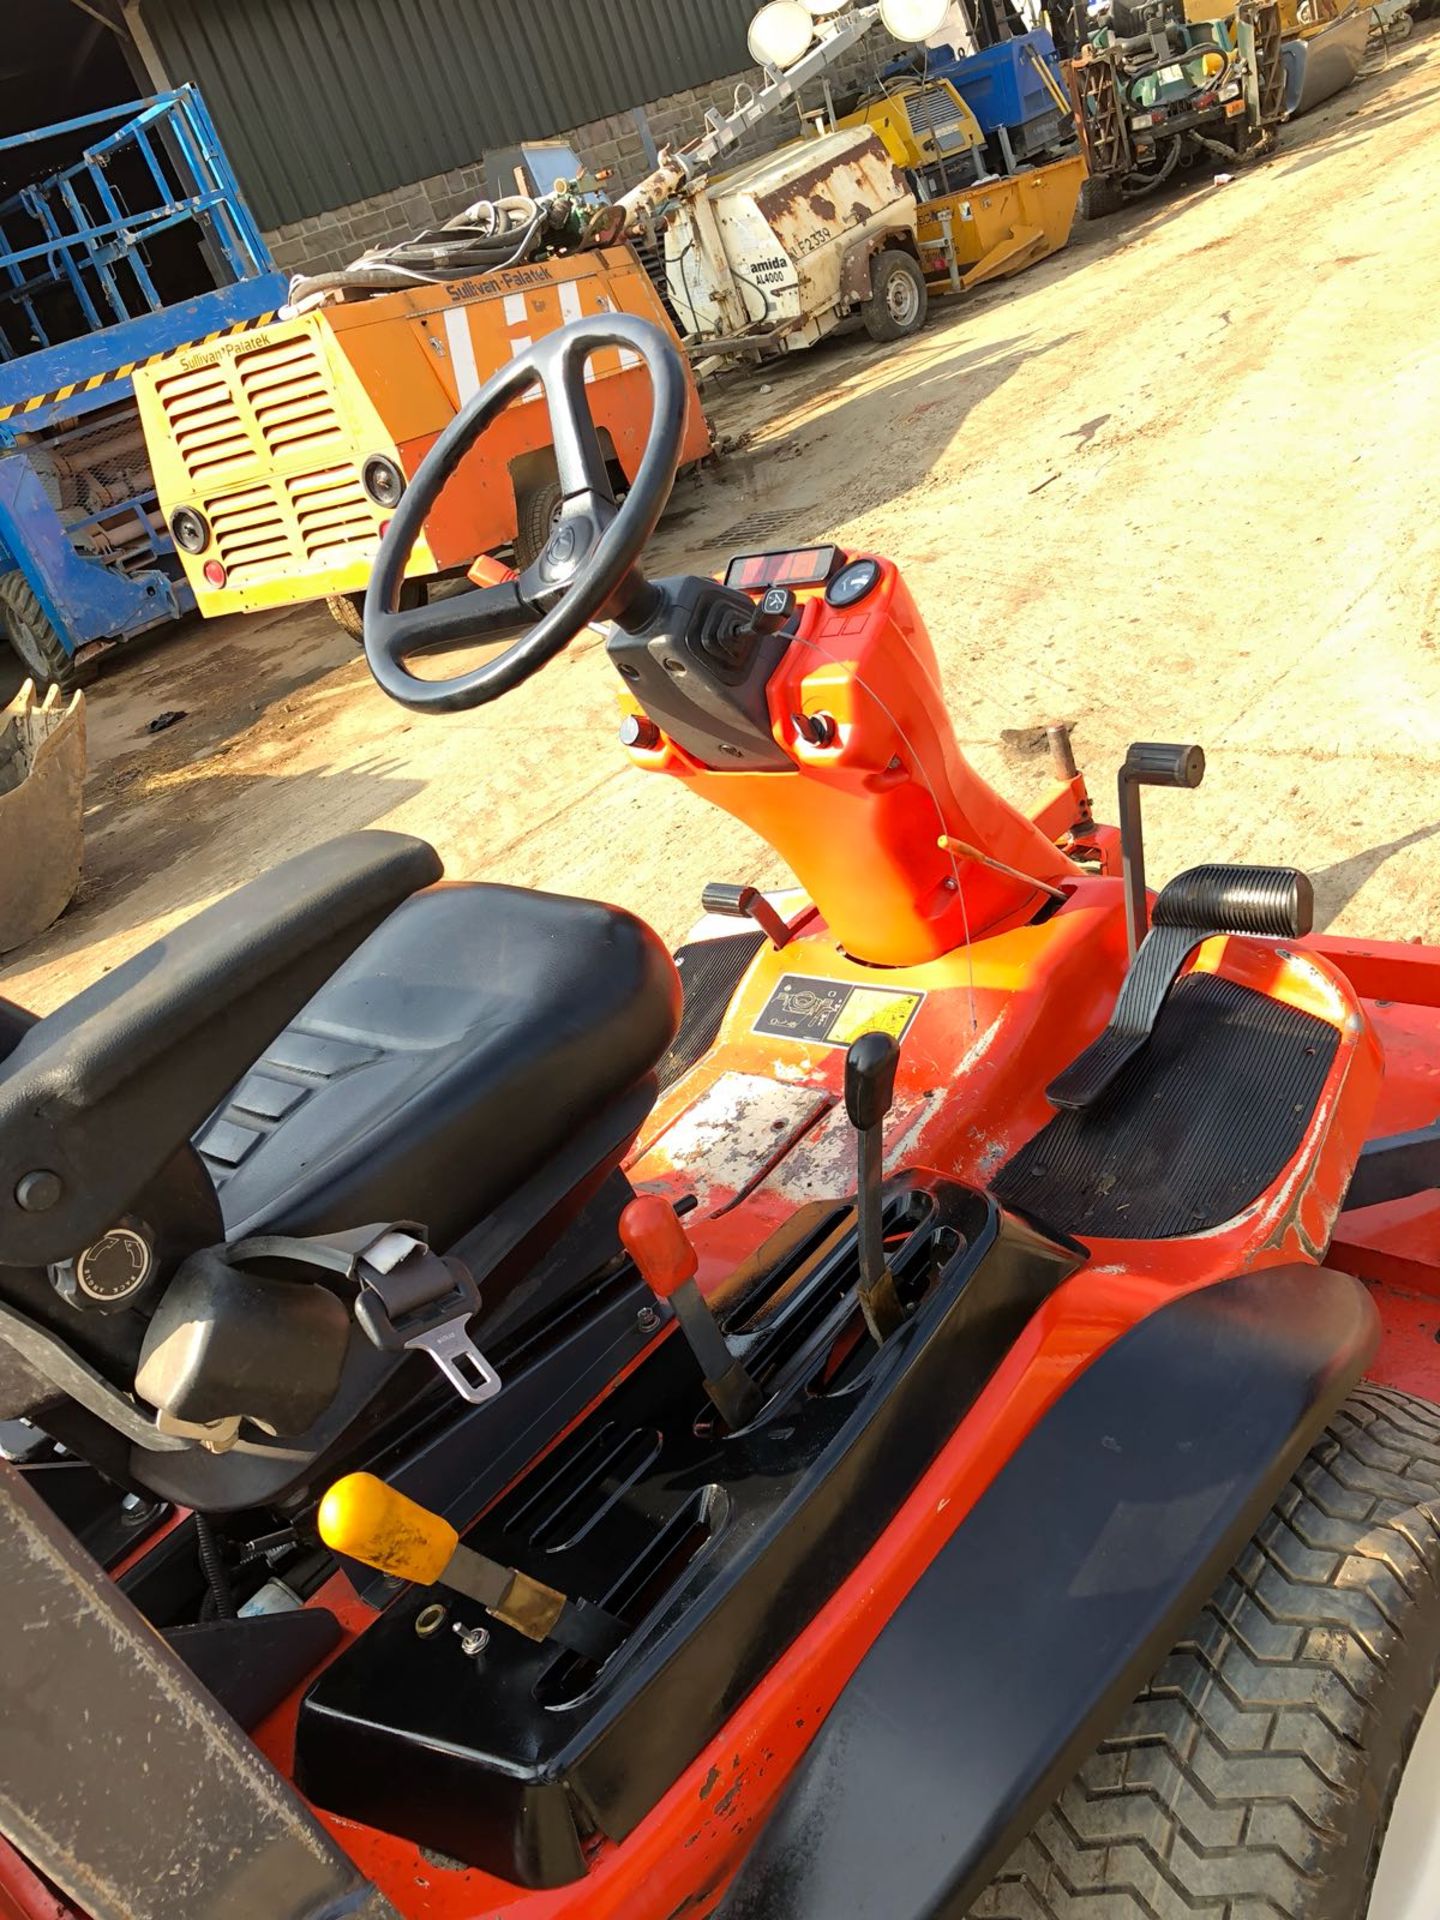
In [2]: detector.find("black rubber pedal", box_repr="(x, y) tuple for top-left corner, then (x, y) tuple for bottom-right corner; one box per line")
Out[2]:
(1047, 865), (1313, 1112)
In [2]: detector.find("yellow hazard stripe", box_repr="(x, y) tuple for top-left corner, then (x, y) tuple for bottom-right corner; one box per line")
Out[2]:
(0, 313), (277, 422)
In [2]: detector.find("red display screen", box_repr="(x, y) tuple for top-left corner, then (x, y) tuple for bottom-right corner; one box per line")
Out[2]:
(724, 546), (842, 592)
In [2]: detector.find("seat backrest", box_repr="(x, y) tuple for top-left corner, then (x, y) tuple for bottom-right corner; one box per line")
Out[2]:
(0, 832), (442, 1272)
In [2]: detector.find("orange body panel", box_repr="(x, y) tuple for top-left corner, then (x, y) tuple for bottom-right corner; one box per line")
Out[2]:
(624, 562), (1078, 965)
(213, 910), (1377, 1920)
(8, 558), (1438, 1920)
(327, 248), (711, 571)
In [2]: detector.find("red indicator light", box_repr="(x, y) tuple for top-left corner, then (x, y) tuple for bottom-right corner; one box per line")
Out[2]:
(203, 560), (227, 588)
(777, 547), (828, 585)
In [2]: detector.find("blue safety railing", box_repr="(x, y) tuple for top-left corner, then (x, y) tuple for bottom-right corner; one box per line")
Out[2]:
(0, 88), (285, 679)
(0, 86), (272, 361)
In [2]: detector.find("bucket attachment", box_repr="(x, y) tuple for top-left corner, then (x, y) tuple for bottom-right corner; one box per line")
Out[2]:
(0, 678), (86, 954)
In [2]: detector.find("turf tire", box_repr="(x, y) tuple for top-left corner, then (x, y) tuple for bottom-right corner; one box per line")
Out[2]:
(971, 1386), (1440, 1919)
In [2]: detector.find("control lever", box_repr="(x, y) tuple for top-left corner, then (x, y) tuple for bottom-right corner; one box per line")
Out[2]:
(701, 881), (792, 948)
(846, 1031), (905, 1343)
(1118, 742), (1206, 960)
(619, 1195), (764, 1429)
(318, 1473), (625, 1664)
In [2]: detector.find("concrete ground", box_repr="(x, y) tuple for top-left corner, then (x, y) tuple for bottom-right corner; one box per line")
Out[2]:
(8, 29), (1440, 1016)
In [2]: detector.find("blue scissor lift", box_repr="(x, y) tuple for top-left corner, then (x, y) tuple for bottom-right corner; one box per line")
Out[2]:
(0, 86), (287, 687)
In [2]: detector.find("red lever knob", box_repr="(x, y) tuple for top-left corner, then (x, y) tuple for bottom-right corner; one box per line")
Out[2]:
(619, 1195), (697, 1301)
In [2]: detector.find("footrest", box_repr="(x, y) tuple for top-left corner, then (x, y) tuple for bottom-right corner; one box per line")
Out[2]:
(1000, 970), (1338, 1241)
(1047, 865), (1313, 1111)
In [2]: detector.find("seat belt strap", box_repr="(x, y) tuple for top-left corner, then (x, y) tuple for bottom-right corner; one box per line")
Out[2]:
(227, 1225), (502, 1407)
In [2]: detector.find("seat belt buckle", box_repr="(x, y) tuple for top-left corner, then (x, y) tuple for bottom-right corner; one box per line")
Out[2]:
(353, 1230), (502, 1407)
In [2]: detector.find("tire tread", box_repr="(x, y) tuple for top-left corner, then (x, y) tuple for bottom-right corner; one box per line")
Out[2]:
(0, 568), (80, 690)
(970, 1388), (1440, 1919)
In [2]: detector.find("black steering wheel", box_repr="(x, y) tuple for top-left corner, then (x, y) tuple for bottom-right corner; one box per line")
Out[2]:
(363, 312), (689, 714)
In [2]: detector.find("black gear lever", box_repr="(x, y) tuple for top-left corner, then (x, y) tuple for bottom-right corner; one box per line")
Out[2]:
(845, 1031), (904, 1342)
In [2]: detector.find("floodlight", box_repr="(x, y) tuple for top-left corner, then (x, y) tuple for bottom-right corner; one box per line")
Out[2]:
(748, 1), (818, 68)
(880, 0), (952, 39)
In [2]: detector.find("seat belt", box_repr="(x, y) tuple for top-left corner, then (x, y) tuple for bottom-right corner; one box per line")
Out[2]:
(226, 1223), (502, 1406)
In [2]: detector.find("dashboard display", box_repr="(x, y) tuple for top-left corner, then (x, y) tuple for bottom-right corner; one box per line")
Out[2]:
(724, 546), (843, 592)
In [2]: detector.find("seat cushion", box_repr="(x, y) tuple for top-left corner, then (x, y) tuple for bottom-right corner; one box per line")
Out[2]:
(198, 885), (681, 1248)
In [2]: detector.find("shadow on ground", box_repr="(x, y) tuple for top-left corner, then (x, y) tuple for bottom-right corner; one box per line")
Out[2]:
(1310, 820), (1440, 930)
(1, 756), (426, 1000)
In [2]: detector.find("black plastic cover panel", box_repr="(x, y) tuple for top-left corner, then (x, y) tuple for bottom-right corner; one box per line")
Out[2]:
(296, 1183), (1081, 1887)
(719, 1264), (1378, 1920)
(658, 930), (765, 1092)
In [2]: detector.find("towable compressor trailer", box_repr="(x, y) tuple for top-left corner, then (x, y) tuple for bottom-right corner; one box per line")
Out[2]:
(607, 0), (1086, 366)
(133, 156), (712, 636)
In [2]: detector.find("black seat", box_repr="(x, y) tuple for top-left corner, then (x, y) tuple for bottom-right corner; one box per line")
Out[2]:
(0, 837), (681, 1510)
(199, 884), (681, 1250)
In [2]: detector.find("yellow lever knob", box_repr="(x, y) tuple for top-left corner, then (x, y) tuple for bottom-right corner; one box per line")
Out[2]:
(317, 1472), (458, 1585)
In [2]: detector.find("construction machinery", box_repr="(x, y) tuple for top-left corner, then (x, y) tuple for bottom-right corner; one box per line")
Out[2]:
(0, 678), (85, 951)
(4, 312), (1440, 1920)
(896, 27), (1080, 170)
(1278, 0), (1372, 116)
(0, 89), (286, 688)
(658, 120), (926, 356)
(133, 161), (711, 637)
(1066, 0), (1287, 213)
(613, 1), (1084, 364)
(838, 78), (1086, 296)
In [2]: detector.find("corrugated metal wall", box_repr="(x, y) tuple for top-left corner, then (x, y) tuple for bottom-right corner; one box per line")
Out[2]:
(142, 0), (760, 229)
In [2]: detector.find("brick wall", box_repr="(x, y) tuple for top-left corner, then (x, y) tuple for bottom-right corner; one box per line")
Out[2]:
(262, 34), (906, 282)
(263, 163), (493, 281)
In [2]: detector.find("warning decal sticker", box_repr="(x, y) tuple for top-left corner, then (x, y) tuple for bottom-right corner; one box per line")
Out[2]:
(753, 975), (924, 1049)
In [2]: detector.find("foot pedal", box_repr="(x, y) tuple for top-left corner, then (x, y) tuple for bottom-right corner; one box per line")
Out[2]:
(1047, 864), (1313, 1111)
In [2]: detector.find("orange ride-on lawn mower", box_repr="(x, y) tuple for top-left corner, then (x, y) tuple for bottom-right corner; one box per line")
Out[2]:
(5, 314), (1440, 1920)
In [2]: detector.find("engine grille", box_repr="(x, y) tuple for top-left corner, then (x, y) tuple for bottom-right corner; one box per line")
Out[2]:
(202, 466), (381, 587)
(152, 329), (347, 488)
(236, 335), (346, 463)
(150, 358), (253, 485)
(145, 325), (379, 590)
(287, 466), (375, 562)
(905, 85), (977, 155)
(207, 482), (294, 584)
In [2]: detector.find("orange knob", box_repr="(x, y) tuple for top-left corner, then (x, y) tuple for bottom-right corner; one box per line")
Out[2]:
(619, 1194), (697, 1301)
